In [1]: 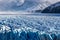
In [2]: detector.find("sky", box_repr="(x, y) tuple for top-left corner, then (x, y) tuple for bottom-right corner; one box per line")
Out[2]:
(0, 0), (59, 11)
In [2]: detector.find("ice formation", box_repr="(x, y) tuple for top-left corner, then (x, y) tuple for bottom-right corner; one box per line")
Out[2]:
(0, 15), (59, 40)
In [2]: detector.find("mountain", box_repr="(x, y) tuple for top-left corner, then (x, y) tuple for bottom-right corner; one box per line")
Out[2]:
(41, 2), (60, 13)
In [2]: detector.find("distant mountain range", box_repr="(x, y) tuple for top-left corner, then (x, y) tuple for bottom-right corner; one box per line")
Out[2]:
(42, 2), (60, 13)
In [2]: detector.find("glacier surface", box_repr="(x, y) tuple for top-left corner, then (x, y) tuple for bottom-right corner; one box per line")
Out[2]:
(0, 15), (60, 40)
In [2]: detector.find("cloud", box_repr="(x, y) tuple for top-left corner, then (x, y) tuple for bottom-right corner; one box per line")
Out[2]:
(0, 0), (25, 11)
(0, 0), (59, 11)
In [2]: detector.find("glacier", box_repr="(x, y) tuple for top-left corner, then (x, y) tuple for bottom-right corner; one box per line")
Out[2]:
(0, 15), (60, 40)
(0, 0), (60, 40)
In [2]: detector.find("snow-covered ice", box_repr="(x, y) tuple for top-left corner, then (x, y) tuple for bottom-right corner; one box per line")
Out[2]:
(0, 15), (60, 33)
(0, 15), (60, 40)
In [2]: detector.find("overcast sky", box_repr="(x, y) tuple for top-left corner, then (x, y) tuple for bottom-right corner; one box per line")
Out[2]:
(0, 0), (59, 11)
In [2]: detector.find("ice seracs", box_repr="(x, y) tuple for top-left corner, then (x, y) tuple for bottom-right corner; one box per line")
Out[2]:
(0, 25), (11, 33)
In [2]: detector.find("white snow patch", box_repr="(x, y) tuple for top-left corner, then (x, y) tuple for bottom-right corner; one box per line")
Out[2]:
(0, 25), (11, 33)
